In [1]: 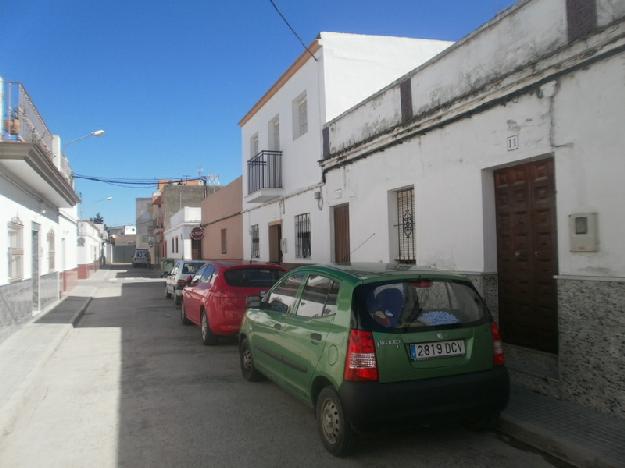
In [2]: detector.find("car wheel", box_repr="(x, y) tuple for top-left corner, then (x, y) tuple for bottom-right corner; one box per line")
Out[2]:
(464, 412), (499, 432)
(200, 310), (218, 345)
(316, 386), (354, 457)
(165, 286), (172, 299)
(239, 338), (264, 382)
(180, 302), (191, 325)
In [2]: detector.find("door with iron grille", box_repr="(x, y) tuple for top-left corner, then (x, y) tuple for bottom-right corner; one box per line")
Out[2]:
(494, 158), (558, 354)
(333, 204), (350, 264)
(394, 188), (416, 263)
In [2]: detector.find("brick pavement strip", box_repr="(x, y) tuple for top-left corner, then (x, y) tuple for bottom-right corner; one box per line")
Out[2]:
(499, 386), (625, 468)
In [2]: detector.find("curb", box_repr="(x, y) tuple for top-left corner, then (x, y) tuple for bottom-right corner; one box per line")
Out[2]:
(498, 415), (616, 468)
(0, 296), (93, 440)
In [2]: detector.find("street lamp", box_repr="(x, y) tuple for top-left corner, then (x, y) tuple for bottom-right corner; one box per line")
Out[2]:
(63, 129), (105, 149)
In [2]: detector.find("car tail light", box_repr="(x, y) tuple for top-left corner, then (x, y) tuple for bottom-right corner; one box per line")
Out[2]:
(344, 329), (378, 382)
(491, 322), (505, 366)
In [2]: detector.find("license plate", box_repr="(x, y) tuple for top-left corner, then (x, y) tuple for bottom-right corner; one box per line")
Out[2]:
(410, 340), (465, 360)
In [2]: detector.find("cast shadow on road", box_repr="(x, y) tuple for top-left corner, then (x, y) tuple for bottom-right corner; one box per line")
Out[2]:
(57, 266), (528, 467)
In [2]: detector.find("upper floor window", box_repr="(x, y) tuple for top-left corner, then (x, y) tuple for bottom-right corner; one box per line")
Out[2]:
(268, 116), (280, 151)
(47, 230), (55, 272)
(8, 219), (24, 281)
(292, 92), (308, 140)
(295, 213), (311, 259)
(250, 133), (259, 158)
(251, 224), (260, 258)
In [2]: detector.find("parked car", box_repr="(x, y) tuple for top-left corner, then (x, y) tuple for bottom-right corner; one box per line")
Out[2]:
(165, 260), (206, 305)
(132, 249), (151, 268)
(181, 261), (286, 345)
(239, 264), (509, 456)
(160, 258), (176, 277)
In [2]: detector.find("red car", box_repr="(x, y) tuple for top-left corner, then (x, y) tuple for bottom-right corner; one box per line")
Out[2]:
(181, 261), (286, 345)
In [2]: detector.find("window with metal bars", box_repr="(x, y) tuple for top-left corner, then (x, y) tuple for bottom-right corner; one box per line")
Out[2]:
(295, 213), (311, 259)
(394, 188), (415, 263)
(251, 224), (259, 258)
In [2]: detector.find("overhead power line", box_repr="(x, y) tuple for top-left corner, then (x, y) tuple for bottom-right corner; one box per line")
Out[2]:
(73, 174), (214, 189)
(268, 0), (318, 62)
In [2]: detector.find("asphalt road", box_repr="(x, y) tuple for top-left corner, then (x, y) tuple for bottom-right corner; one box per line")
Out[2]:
(0, 266), (556, 467)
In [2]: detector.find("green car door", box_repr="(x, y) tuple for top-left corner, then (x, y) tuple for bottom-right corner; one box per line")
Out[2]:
(280, 274), (343, 399)
(249, 272), (305, 388)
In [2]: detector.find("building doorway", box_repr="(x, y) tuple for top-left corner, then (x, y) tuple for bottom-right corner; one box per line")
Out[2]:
(494, 158), (558, 354)
(32, 223), (40, 312)
(333, 204), (350, 264)
(268, 223), (282, 264)
(191, 238), (202, 260)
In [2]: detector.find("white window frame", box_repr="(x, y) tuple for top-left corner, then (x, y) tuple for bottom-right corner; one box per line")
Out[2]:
(292, 91), (308, 140)
(250, 133), (259, 159)
(8, 219), (24, 281)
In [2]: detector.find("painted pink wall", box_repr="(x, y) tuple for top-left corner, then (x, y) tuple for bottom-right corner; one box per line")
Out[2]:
(201, 177), (243, 260)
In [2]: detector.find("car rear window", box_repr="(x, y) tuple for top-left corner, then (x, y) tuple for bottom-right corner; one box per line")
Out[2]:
(353, 280), (488, 332)
(182, 263), (204, 274)
(224, 268), (284, 288)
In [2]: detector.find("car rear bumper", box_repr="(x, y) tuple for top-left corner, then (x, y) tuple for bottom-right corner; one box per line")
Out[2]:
(338, 367), (509, 426)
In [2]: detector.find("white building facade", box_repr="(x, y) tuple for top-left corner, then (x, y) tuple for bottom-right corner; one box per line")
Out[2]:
(164, 206), (202, 260)
(77, 220), (105, 278)
(0, 78), (80, 342)
(241, 32), (452, 266)
(321, 0), (625, 418)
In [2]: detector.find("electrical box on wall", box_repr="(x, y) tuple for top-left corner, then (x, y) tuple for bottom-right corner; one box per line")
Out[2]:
(568, 212), (598, 252)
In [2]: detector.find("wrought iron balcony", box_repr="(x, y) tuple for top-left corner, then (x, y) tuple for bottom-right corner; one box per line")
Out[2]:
(246, 150), (283, 203)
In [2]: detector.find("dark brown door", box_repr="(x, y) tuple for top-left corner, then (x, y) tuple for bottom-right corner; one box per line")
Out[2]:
(268, 223), (282, 264)
(494, 158), (558, 354)
(333, 204), (350, 264)
(191, 239), (202, 260)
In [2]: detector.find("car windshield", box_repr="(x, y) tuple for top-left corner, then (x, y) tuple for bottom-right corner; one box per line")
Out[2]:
(224, 268), (284, 288)
(181, 263), (204, 274)
(353, 279), (488, 331)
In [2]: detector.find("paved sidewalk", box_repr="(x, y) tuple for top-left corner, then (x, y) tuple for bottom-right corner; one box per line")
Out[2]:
(500, 385), (625, 468)
(0, 271), (106, 437)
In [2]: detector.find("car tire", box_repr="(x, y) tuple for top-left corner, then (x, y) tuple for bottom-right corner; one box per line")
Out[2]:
(200, 310), (218, 345)
(464, 412), (499, 432)
(165, 286), (172, 299)
(239, 338), (264, 382)
(180, 302), (191, 325)
(316, 386), (354, 457)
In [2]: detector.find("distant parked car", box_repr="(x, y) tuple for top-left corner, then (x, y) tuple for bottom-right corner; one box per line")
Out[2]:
(132, 249), (151, 268)
(181, 261), (286, 345)
(239, 264), (509, 456)
(165, 260), (206, 305)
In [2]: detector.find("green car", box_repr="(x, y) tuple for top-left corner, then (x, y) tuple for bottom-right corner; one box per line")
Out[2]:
(239, 264), (509, 456)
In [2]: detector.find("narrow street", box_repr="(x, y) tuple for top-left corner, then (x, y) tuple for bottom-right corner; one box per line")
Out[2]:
(0, 266), (555, 468)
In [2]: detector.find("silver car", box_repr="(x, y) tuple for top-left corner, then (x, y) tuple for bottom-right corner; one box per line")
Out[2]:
(165, 260), (206, 305)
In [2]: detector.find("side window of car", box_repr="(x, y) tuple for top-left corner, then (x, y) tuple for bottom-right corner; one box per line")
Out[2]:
(297, 275), (340, 319)
(266, 273), (305, 314)
(201, 265), (215, 283)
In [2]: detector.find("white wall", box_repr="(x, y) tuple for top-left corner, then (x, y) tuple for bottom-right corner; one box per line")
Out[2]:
(323, 52), (625, 277)
(0, 174), (64, 284)
(321, 32), (451, 122)
(77, 221), (102, 265)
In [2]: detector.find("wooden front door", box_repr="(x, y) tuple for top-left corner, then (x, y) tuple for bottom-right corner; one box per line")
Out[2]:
(191, 239), (202, 260)
(494, 158), (558, 354)
(268, 223), (282, 264)
(333, 204), (350, 264)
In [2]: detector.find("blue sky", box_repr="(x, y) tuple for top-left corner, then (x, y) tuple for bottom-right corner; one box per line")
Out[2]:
(1, 0), (514, 226)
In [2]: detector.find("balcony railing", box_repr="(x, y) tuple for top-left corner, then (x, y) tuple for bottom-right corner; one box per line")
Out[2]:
(247, 150), (282, 194)
(2, 81), (56, 163)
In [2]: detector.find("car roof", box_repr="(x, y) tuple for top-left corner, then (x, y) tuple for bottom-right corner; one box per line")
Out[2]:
(206, 260), (285, 271)
(290, 263), (472, 284)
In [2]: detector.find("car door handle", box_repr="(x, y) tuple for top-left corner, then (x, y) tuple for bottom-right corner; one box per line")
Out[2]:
(310, 333), (322, 343)
(273, 323), (282, 331)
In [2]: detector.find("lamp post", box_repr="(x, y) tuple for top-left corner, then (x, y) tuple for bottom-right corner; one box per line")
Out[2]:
(63, 129), (105, 150)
